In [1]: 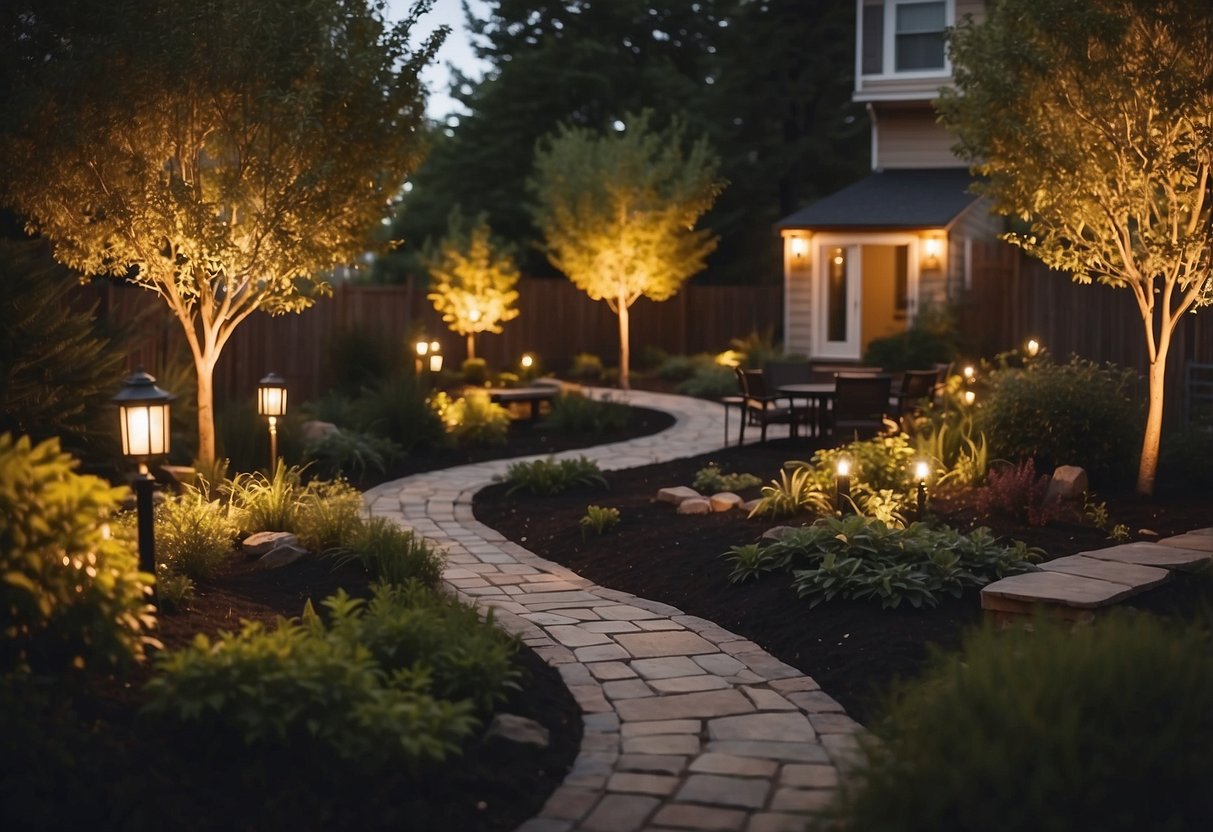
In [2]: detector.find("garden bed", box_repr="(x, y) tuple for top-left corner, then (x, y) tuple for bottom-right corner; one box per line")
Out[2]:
(473, 437), (1213, 724)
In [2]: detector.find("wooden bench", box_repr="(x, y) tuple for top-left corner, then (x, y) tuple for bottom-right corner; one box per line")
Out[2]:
(487, 384), (561, 421)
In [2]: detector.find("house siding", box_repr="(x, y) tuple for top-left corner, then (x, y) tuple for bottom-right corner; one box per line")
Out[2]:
(874, 106), (963, 169)
(945, 196), (1002, 300)
(785, 255), (815, 357)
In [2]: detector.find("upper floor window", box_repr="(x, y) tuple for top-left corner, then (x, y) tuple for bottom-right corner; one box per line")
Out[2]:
(860, 0), (951, 76)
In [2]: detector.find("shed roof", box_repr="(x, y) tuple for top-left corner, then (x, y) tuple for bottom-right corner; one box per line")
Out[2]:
(777, 168), (981, 230)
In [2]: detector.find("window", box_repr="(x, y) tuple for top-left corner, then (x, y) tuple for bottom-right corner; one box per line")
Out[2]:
(895, 1), (946, 71)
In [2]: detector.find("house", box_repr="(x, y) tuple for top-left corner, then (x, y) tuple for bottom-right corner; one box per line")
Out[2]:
(778, 0), (997, 362)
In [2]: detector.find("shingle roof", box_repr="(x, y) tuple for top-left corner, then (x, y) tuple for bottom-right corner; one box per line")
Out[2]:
(776, 168), (981, 230)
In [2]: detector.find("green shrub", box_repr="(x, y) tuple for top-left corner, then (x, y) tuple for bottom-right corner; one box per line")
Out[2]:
(977, 355), (1142, 484)
(735, 514), (1040, 609)
(635, 344), (669, 371)
(544, 392), (630, 433)
(503, 456), (607, 496)
(151, 490), (236, 580)
(143, 587), (481, 769)
(749, 466), (832, 518)
(328, 516), (444, 588)
(155, 571), (195, 613)
(1159, 417), (1213, 491)
(0, 434), (156, 677)
(461, 357), (490, 386)
(294, 478), (365, 554)
(568, 352), (604, 380)
(227, 460), (303, 535)
(833, 615), (1213, 831)
(910, 379), (989, 487)
(730, 329), (781, 369)
(863, 306), (959, 371)
(325, 327), (398, 396)
(656, 353), (715, 381)
(444, 389), (510, 445)
(693, 463), (761, 493)
(675, 364), (737, 398)
(353, 375), (444, 453)
(579, 505), (621, 537)
(302, 428), (402, 482)
(721, 543), (785, 583)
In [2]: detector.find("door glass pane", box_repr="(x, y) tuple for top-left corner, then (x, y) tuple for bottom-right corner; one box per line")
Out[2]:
(827, 247), (848, 342)
(895, 245), (909, 315)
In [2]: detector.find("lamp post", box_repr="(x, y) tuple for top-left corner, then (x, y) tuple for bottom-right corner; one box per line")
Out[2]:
(257, 373), (287, 472)
(835, 457), (851, 515)
(113, 369), (174, 591)
(428, 340), (443, 374)
(914, 460), (930, 521)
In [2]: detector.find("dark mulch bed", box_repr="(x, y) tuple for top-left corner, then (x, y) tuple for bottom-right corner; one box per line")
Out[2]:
(473, 437), (1213, 725)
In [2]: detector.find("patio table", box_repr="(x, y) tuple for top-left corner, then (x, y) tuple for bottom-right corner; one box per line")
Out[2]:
(776, 382), (835, 437)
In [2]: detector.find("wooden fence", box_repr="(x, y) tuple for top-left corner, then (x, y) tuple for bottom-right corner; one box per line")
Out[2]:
(91, 277), (784, 403)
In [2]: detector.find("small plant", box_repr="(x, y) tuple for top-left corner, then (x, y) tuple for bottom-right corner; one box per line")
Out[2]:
(353, 375), (445, 453)
(460, 357), (490, 385)
(302, 428), (402, 482)
(749, 466), (832, 518)
(675, 364), (739, 399)
(227, 459), (303, 534)
(443, 390), (510, 446)
(977, 458), (1059, 526)
(721, 543), (788, 582)
(151, 489), (236, 580)
(579, 505), (621, 537)
(656, 353), (715, 381)
(327, 517), (444, 588)
(693, 463), (762, 494)
(1083, 494), (1131, 543)
(567, 352), (604, 380)
(730, 328), (781, 369)
(503, 456), (607, 496)
(544, 392), (630, 433)
(155, 570), (195, 613)
(294, 478), (366, 554)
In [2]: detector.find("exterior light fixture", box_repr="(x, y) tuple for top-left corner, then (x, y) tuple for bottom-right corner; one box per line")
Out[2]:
(922, 236), (943, 270)
(914, 460), (930, 520)
(835, 457), (852, 514)
(113, 369), (175, 593)
(1025, 338), (1040, 358)
(257, 373), (287, 471)
(962, 365), (975, 382)
(428, 341), (443, 374)
(520, 353), (535, 370)
(964, 390), (976, 406)
(790, 237), (808, 259)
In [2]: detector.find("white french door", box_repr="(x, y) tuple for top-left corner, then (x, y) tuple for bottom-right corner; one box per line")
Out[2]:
(814, 242), (861, 359)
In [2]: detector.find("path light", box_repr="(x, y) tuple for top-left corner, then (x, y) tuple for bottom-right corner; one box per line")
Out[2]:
(113, 369), (175, 595)
(914, 460), (931, 520)
(963, 365), (975, 382)
(414, 340), (430, 376)
(428, 340), (443, 373)
(257, 373), (287, 471)
(835, 457), (852, 515)
(1025, 338), (1041, 358)
(964, 390), (976, 406)
(520, 353), (534, 371)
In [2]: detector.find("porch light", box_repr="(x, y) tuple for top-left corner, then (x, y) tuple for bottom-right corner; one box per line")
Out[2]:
(790, 237), (808, 259)
(922, 237), (942, 270)
(257, 373), (287, 471)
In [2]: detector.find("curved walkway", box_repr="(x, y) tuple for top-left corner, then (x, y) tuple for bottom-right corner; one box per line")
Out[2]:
(364, 389), (858, 832)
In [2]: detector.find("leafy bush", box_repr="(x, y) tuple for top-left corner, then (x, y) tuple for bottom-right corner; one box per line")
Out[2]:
(692, 463), (761, 494)
(461, 357), (489, 386)
(544, 392), (630, 433)
(303, 427), (403, 482)
(977, 459), (1060, 526)
(910, 374), (989, 486)
(977, 355), (1142, 484)
(143, 588), (481, 769)
(503, 456), (607, 496)
(832, 615), (1213, 831)
(325, 327), (398, 396)
(721, 543), (785, 583)
(863, 306), (958, 371)
(328, 517), (444, 588)
(294, 478), (365, 554)
(732, 515), (1040, 609)
(635, 344), (669, 371)
(580, 505), (621, 537)
(656, 353), (715, 381)
(730, 329), (781, 369)
(151, 490), (236, 580)
(675, 364), (738, 398)
(443, 390), (510, 445)
(353, 375), (445, 453)
(155, 571), (195, 613)
(567, 352), (604, 380)
(0, 434), (156, 677)
(1159, 417), (1213, 491)
(227, 460), (302, 535)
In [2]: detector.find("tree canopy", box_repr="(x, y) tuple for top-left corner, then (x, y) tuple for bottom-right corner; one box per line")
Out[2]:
(938, 0), (1213, 494)
(0, 0), (445, 465)
(529, 111), (724, 389)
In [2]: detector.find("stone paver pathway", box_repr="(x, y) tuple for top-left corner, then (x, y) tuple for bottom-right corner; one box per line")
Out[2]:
(364, 389), (853, 832)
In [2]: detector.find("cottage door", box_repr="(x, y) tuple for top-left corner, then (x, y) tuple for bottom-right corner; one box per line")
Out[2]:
(815, 243), (861, 359)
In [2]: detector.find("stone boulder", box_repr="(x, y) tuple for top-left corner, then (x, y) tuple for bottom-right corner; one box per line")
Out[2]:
(256, 543), (308, 571)
(657, 486), (702, 506)
(677, 497), (713, 515)
(741, 499), (763, 515)
(300, 420), (340, 443)
(242, 530), (299, 558)
(1046, 465), (1089, 502)
(709, 492), (743, 512)
(486, 713), (550, 748)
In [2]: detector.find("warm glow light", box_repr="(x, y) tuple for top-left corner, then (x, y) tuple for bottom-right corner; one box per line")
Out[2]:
(429, 340), (440, 353)
(257, 373), (287, 418)
(915, 460), (930, 482)
(415, 340), (429, 356)
(790, 237), (807, 258)
(469, 308), (482, 323)
(113, 370), (174, 459)
(964, 390), (976, 405)
(924, 238), (942, 258)
(963, 365), (975, 381)
(1026, 338), (1040, 357)
(836, 458), (851, 477)
(429, 353), (444, 373)
(832, 248), (844, 266)
(520, 353), (535, 369)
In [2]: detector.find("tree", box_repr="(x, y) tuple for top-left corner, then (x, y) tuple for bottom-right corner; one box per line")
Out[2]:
(937, 0), (1213, 495)
(424, 209), (520, 360)
(0, 0), (445, 466)
(529, 111), (725, 389)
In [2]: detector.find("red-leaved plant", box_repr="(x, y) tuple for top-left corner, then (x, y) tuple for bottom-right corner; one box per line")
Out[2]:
(977, 459), (1060, 526)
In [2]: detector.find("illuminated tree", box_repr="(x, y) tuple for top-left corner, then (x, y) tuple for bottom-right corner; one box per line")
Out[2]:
(529, 112), (724, 389)
(938, 0), (1213, 495)
(0, 0), (445, 466)
(424, 210), (520, 360)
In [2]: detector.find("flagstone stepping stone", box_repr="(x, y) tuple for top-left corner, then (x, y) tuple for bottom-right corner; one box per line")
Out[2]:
(1040, 555), (1170, 589)
(980, 571), (1140, 617)
(1081, 541), (1212, 570)
(709, 492), (743, 512)
(1158, 532), (1213, 553)
(657, 486), (701, 505)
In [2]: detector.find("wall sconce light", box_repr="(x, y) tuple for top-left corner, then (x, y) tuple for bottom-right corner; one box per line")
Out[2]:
(914, 460), (930, 520)
(922, 236), (942, 270)
(113, 369), (175, 593)
(1025, 338), (1040, 358)
(257, 372), (287, 471)
(790, 237), (808, 260)
(835, 457), (852, 514)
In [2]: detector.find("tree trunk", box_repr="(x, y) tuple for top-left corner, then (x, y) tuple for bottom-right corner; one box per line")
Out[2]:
(617, 296), (631, 390)
(194, 351), (217, 469)
(1136, 352), (1168, 496)
(467, 332), (476, 362)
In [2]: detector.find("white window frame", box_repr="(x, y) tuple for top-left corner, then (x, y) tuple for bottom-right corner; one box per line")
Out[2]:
(857, 0), (954, 80)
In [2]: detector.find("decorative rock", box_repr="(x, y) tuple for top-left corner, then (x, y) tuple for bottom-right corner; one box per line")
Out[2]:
(486, 713), (551, 748)
(1046, 465), (1088, 502)
(761, 526), (798, 542)
(709, 492), (743, 512)
(300, 419), (340, 443)
(741, 499), (762, 514)
(242, 531), (299, 557)
(256, 543), (308, 570)
(677, 498), (713, 515)
(657, 486), (702, 505)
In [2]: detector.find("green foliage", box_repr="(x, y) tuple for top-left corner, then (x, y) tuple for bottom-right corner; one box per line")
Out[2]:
(977, 355), (1142, 484)
(749, 466), (832, 519)
(910, 378), (990, 487)
(579, 505), (621, 537)
(656, 353), (716, 381)
(353, 375), (445, 453)
(503, 456), (608, 496)
(635, 345), (669, 371)
(543, 392), (630, 434)
(302, 428), (403, 483)
(568, 353), (605, 381)
(143, 587), (482, 769)
(155, 571), (195, 614)
(730, 329), (781, 370)
(977, 459), (1060, 527)
(150, 490), (236, 580)
(227, 460), (303, 535)
(1159, 418), (1213, 491)
(460, 357), (490, 385)
(862, 307), (958, 371)
(693, 463), (761, 494)
(424, 209), (520, 360)
(676, 364), (738, 399)
(721, 543), (786, 583)
(0, 240), (132, 459)
(324, 329), (400, 397)
(1082, 494), (1131, 543)
(833, 614), (1213, 831)
(529, 110), (724, 389)
(442, 390), (510, 446)
(328, 517), (444, 589)
(0, 434), (156, 677)
(756, 515), (1041, 609)
(293, 478), (365, 555)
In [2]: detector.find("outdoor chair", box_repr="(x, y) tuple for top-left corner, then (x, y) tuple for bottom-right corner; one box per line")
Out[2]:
(810, 362), (882, 384)
(895, 368), (941, 419)
(734, 367), (799, 444)
(831, 373), (894, 439)
(763, 359), (815, 429)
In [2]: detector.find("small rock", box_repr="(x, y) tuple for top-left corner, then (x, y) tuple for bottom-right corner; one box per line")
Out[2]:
(741, 499), (762, 515)
(677, 498), (713, 515)
(256, 543), (308, 570)
(1046, 465), (1088, 502)
(242, 531), (299, 557)
(300, 420), (340, 443)
(709, 492), (743, 512)
(761, 525), (798, 542)
(657, 486), (702, 505)
(486, 713), (550, 748)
